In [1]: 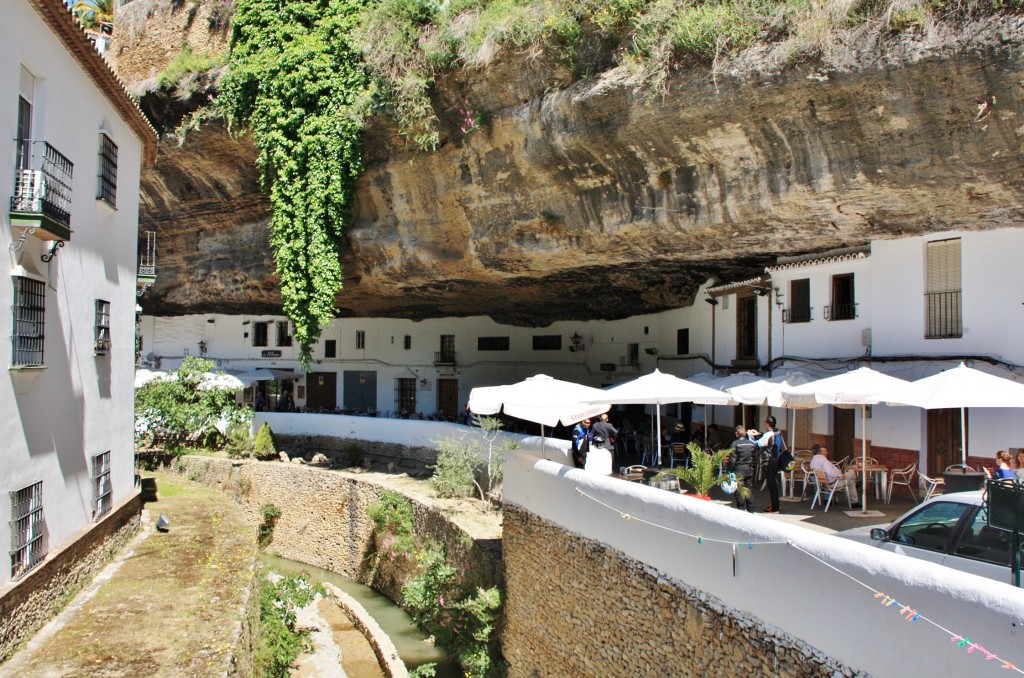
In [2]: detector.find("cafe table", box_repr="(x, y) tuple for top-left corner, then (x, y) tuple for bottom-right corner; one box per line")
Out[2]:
(848, 462), (889, 502)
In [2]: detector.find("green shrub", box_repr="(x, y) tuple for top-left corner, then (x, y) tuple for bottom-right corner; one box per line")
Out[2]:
(432, 416), (516, 508)
(253, 572), (321, 676)
(368, 489), (416, 558)
(253, 422), (278, 460)
(226, 424), (254, 458)
(342, 442), (365, 467)
(157, 46), (225, 90)
(258, 503), (283, 547)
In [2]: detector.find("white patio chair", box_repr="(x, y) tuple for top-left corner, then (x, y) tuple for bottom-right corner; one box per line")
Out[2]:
(945, 463), (975, 472)
(919, 472), (945, 501)
(887, 463), (917, 503)
(808, 470), (853, 512)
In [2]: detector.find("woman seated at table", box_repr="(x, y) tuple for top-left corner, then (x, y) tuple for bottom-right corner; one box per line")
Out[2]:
(1015, 450), (1024, 479)
(995, 450), (1017, 479)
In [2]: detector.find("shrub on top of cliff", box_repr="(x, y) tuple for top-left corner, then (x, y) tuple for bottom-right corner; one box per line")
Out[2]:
(221, 0), (376, 368)
(157, 46), (226, 91)
(253, 422), (278, 460)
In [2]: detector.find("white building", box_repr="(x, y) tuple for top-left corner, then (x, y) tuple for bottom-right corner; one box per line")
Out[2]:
(1, 0), (155, 591)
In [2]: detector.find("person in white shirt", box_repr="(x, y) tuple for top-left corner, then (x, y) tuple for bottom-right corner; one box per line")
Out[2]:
(808, 444), (861, 508)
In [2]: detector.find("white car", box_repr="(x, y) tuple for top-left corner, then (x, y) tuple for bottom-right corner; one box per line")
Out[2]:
(837, 491), (1022, 587)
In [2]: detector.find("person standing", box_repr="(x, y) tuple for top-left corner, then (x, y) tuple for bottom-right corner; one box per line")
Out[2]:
(591, 412), (618, 465)
(571, 418), (592, 469)
(276, 389), (295, 412)
(729, 425), (757, 512)
(751, 415), (784, 513)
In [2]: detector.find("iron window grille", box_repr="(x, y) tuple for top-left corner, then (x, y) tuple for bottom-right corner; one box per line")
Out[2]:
(477, 336), (510, 351)
(532, 334), (562, 351)
(10, 481), (46, 580)
(824, 303), (858, 321)
(12, 275), (45, 366)
(276, 320), (292, 347)
(94, 299), (111, 354)
(252, 322), (268, 347)
(91, 451), (112, 520)
(403, 335), (411, 350)
(356, 330), (365, 349)
(783, 306), (813, 323)
(97, 133), (117, 207)
(395, 377), (416, 415)
(11, 140), (73, 231)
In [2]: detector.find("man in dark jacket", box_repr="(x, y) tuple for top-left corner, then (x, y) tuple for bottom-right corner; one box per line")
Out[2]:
(571, 418), (592, 469)
(591, 412), (618, 464)
(729, 425), (757, 512)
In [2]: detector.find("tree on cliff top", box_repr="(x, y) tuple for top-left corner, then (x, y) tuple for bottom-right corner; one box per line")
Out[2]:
(220, 0), (375, 368)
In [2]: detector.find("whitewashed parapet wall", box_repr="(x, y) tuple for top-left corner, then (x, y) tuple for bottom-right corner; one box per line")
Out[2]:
(503, 449), (1024, 677)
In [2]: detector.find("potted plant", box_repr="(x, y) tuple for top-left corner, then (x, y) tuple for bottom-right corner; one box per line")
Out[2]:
(655, 442), (749, 500)
(93, 338), (111, 355)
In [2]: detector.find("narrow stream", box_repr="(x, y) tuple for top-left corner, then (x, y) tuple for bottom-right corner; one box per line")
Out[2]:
(261, 554), (460, 677)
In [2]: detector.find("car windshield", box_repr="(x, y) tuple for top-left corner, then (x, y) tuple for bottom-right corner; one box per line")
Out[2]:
(953, 506), (1023, 566)
(891, 501), (972, 553)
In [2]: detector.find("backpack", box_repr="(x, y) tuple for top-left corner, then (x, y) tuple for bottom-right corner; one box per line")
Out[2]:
(774, 432), (794, 470)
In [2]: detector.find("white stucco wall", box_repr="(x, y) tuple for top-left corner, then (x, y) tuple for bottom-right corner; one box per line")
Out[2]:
(0, 2), (145, 587)
(505, 450), (1024, 677)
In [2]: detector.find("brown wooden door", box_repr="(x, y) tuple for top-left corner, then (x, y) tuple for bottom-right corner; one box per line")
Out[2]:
(833, 407), (855, 461)
(927, 408), (964, 475)
(305, 372), (337, 412)
(794, 410), (812, 450)
(437, 379), (459, 417)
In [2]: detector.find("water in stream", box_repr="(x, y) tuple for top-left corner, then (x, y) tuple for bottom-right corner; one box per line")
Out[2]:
(261, 554), (460, 677)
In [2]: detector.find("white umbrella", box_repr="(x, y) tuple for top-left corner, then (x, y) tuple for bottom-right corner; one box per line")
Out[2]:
(198, 372), (245, 391)
(778, 367), (910, 512)
(586, 369), (733, 466)
(134, 368), (168, 389)
(886, 363), (1024, 464)
(467, 374), (611, 446)
(686, 372), (759, 444)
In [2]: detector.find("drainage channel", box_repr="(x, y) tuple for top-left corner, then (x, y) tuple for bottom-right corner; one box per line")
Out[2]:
(262, 554), (460, 677)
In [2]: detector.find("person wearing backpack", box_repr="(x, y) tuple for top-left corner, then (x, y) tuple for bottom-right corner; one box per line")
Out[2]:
(751, 415), (787, 513)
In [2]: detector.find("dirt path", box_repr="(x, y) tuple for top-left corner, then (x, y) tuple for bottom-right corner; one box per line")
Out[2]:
(0, 474), (255, 678)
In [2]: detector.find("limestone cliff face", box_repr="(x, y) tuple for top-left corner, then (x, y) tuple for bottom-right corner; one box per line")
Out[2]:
(114, 5), (1024, 325)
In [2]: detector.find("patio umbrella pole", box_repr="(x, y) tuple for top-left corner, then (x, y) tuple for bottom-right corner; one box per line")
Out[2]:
(656, 404), (663, 467)
(861, 404), (868, 513)
(961, 406), (968, 466)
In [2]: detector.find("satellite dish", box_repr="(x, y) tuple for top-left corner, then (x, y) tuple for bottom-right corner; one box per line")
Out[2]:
(146, 352), (157, 362)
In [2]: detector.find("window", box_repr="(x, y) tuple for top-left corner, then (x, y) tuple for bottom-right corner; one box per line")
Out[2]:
(16, 95), (31, 170)
(785, 278), (811, 323)
(478, 336), (510, 351)
(925, 238), (962, 339)
(736, 295), (757, 360)
(676, 328), (689, 355)
(12, 275), (45, 366)
(252, 322), (268, 347)
(324, 339), (336, 358)
(532, 335), (562, 351)
(356, 330), (365, 349)
(624, 343), (639, 368)
(890, 501), (969, 554)
(91, 451), (112, 520)
(437, 335), (455, 363)
(395, 377), (416, 415)
(404, 335), (412, 350)
(97, 133), (117, 207)
(10, 481), (45, 580)
(94, 299), (110, 355)
(826, 274), (856, 321)
(954, 507), (1020, 566)
(276, 320), (292, 347)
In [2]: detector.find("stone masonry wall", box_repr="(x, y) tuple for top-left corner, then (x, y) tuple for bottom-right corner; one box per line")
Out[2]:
(165, 457), (501, 604)
(0, 491), (142, 662)
(502, 505), (859, 678)
(275, 434), (438, 474)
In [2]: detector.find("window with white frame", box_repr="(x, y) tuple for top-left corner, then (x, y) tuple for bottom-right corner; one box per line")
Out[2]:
(10, 481), (46, 580)
(276, 320), (292, 347)
(12, 275), (45, 366)
(91, 451), (112, 520)
(97, 133), (117, 207)
(925, 238), (962, 339)
(94, 299), (111, 355)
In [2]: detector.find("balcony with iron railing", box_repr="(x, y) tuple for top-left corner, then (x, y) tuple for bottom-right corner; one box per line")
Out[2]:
(824, 303), (858, 321)
(783, 306), (813, 323)
(137, 230), (157, 296)
(9, 140), (74, 242)
(925, 291), (962, 339)
(434, 351), (457, 366)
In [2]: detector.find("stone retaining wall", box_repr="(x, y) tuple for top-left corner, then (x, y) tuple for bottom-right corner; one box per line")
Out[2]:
(0, 491), (142, 662)
(323, 583), (408, 678)
(276, 434), (439, 474)
(165, 456), (501, 601)
(502, 505), (855, 678)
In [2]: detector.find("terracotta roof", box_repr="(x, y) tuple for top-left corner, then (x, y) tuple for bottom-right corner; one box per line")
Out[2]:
(27, 0), (157, 164)
(765, 247), (870, 272)
(706, 276), (770, 296)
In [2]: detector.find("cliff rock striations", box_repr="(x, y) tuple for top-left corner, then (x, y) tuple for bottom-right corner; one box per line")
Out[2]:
(114, 5), (1024, 325)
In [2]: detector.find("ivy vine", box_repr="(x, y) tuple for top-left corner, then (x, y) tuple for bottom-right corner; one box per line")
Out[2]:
(221, 0), (375, 366)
